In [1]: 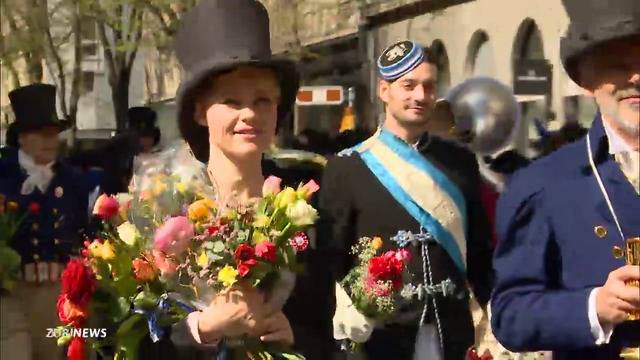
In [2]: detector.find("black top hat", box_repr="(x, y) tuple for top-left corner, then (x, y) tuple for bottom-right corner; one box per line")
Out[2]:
(174, 0), (300, 162)
(127, 106), (160, 145)
(561, 0), (640, 86)
(127, 107), (157, 129)
(8, 83), (69, 133)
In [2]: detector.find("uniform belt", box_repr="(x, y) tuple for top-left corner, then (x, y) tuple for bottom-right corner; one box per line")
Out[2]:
(21, 262), (63, 284)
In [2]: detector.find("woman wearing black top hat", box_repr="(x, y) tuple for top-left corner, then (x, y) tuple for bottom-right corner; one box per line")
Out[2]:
(149, 1), (334, 359)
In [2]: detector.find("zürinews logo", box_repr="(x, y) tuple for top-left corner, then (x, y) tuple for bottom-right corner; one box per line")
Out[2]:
(46, 327), (107, 339)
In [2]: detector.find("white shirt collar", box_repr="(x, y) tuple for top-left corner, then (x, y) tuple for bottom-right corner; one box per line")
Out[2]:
(18, 150), (55, 194)
(601, 116), (634, 154)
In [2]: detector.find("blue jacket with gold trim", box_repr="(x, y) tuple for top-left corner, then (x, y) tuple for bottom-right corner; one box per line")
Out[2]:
(0, 148), (89, 267)
(491, 114), (640, 359)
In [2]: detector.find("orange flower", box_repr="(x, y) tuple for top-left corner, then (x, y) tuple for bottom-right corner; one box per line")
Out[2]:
(132, 258), (157, 282)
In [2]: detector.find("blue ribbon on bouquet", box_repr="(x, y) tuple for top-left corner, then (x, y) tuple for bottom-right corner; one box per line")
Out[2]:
(133, 293), (196, 343)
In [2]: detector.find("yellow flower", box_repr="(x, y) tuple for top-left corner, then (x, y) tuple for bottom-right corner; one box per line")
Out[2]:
(222, 209), (238, 221)
(188, 199), (215, 222)
(285, 199), (318, 226)
(7, 201), (19, 212)
(217, 265), (238, 288)
(153, 179), (168, 196)
(197, 250), (209, 268)
(175, 182), (188, 194)
(89, 240), (116, 261)
(275, 187), (297, 209)
(371, 237), (383, 250)
(251, 230), (268, 245)
(116, 222), (139, 246)
(252, 214), (269, 228)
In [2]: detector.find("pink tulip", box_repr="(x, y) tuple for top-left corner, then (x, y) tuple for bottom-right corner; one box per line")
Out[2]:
(262, 176), (283, 197)
(92, 194), (119, 220)
(395, 248), (412, 263)
(153, 216), (194, 256)
(298, 180), (320, 200)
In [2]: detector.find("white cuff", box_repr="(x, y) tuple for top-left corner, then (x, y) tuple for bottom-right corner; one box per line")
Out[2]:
(186, 311), (219, 346)
(588, 287), (614, 345)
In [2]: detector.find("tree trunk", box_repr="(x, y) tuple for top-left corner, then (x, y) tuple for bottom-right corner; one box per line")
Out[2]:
(111, 67), (132, 132)
(67, 0), (83, 146)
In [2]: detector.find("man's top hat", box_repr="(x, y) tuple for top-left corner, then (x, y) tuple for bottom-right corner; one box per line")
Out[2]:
(174, 0), (300, 162)
(8, 83), (69, 133)
(127, 106), (160, 145)
(561, 0), (640, 86)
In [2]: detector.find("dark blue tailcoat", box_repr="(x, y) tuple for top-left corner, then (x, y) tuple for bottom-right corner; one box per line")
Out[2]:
(492, 115), (640, 359)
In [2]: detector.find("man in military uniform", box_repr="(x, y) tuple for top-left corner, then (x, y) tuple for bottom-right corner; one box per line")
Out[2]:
(0, 83), (90, 359)
(318, 41), (493, 359)
(491, 1), (639, 359)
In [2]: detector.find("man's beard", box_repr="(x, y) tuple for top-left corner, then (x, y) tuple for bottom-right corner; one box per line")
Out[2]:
(600, 85), (640, 139)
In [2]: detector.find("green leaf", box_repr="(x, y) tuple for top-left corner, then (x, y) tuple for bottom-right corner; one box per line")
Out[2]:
(281, 354), (306, 360)
(116, 314), (148, 360)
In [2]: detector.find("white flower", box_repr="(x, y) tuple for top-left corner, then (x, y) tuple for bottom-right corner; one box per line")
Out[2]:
(285, 199), (318, 226)
(117, 221), (140, 246)
(115, 193), (133, 205)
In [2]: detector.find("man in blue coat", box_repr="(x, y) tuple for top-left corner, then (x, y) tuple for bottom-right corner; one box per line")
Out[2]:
(491, 1), (639, 359)
(0, 83), (90, 359)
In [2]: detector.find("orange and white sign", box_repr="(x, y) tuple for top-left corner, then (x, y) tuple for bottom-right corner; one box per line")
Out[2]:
(296, 86), (344, 106)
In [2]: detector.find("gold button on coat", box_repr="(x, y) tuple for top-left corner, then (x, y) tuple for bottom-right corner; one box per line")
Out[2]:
(594, 226), (607, 238)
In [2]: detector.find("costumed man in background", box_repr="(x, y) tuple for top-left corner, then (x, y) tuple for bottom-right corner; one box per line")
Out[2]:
(0, 83), (90, 360)
(99, 106), (162, 195)
(491, 0), (640, 358)
(318, 40), (493, 359)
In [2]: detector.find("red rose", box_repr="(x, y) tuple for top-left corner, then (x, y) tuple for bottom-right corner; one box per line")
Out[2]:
(61, 258), (96, 307)
(67, 337), (86, 360)
(255, 241), (277, 262)
(28, 201), (40, 215)
(237, 263), (251, 277)
(206, 225), (221, 237)
(234, 244), (256, 264)
(56, 294), (88, 326)
(368, 254), (404, 287)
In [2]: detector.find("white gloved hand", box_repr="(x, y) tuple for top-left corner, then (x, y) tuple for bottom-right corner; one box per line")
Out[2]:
(332, 283), (376, 343)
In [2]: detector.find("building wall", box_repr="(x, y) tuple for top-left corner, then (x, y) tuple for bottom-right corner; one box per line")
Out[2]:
(366, 0), (592, 154)
(367, 0), (588, 117)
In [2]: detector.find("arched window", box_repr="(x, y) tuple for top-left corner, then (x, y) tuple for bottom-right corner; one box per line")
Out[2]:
(511, 19), (548, 156)
(465, 30), (495, 77)
(430, 39), (451, 96)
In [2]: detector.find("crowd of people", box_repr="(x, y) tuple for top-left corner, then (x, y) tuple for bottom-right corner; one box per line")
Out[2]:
(1, 0), (638, 359)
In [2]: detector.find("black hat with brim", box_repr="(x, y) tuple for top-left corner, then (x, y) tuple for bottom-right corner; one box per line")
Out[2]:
(174, 0), (300, 163)
(560, 0), (640, 86)
(8, 83), (70, 134)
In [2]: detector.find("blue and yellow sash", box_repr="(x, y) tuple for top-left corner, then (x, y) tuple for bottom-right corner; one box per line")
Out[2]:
(341, 128), (467, 273)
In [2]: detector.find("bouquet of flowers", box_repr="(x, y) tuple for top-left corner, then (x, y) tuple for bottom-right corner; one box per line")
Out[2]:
(333, 236), (413, 349)
(54, 174), (318, 360)
(0, 194), (39, 292)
